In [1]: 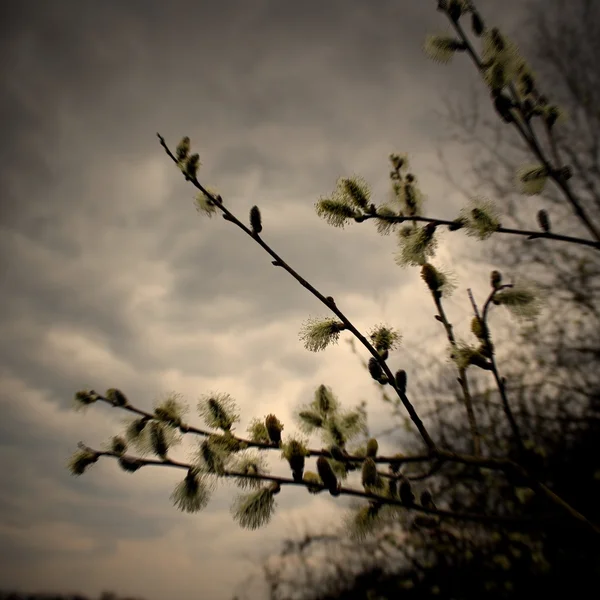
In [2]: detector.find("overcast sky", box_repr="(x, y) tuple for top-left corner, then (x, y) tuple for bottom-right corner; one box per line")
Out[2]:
(0, 1), (536, 599)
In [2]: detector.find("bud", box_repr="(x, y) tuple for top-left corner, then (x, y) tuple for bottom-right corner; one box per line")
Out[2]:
(494, 282), (542, 320)
(342, 177), (371, 211)
(265, 414), (283, 445)
(299, 318), (345, 352)
(400, 480), (415, 506)
(199, 393), (239, 431)
(423, 35), (467, 64)
(490, 270), (502, 289)
(317, 456), (338, 495)
(249, 205), (262, 234)
(298, 410), (324, 430)
(390, 455), (404, 473)
(72, 389), (99, 412)
(231, 487), (277, 530)
(303, 471), (323, 494)
(315, 384), (337, 415)
(154, 394), (185, 427)
(327, 420), (346, 448)
(489, 27), (506, 52)
(106, 388), (128, 407)
(537, 209), (550, 232)
(282, 439), (308, 482)
(366, 438), (379, 458)
(109, 436), (127, 456)
(67, 447), (99, 476)
(494, 93), (514, 122)
(184, 153), (200, 180)
(471, 11), (485, 36)
(171, 468), (210, 514)
(175, 136), (191, 162)
(315, 197), (360, 228)
(544, 105), (560, 128)
(389, 153), (407, 171)
(447, 0), (464, 22)
(126, 416), (149, 441)
(469, 351), (493, 370)
(361, 457), (380, 489)
(516, 164), (549, 196)
(478, 339), (494, 358)
(199, 439), (225, 474)
(149, 421), (168, 459)
(424, 221), (437, 239)
(289, 455), (305, 482)
(421, 263), (443, 293)
(519, 72), (535, 96)
(395, 369), (407, 394)
(118, 456), (143, 473)
(471, 316), (486, 340)
(368, 357), (385, 383)
(369, 325), (402, 354)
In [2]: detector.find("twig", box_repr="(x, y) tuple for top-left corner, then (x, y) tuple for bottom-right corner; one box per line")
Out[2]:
(80, 444), (567, 529)
(430, 289), (482, 456)
(471, 287), (526, 455)
(356, 213), (600, 250)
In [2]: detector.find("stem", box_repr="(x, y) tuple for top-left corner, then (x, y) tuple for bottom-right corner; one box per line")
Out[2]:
(81, 393), (600, 535)
(478, 287), (525, 454)
(359, 213), (600, 250)
(431, 290), (482, 456)
(93, 391), (431, 464)
(82, 445), (568, 529)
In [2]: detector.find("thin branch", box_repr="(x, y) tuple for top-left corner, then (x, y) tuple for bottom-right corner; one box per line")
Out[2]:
(81, 389), (600, 535)
(356, 213), (600, 250)
(470, 287), (525, 456)
(80, 444), (566, 528)
(90, 391), (431, 465)
(430, 289), (482, 456)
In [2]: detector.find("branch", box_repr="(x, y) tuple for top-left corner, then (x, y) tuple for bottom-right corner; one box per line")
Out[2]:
(80, 444), (566, 529)
(470, 287), (525, 456)
(78, 389), (600, 535)
(446, 4), (600, 243)
(88, 390), (432, 465)
(356, 213), (600, 250)
(429, 286), (482, 456)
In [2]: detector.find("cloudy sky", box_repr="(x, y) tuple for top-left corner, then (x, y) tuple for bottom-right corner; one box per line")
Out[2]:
(0, 1), (536, 599)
